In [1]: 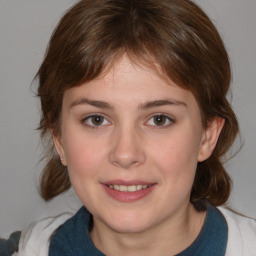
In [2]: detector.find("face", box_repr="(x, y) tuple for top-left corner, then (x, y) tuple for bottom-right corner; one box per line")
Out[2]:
(54, 55), (221, 234)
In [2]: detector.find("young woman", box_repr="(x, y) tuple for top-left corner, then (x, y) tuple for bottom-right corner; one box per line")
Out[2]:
(17, 0), (256, 255)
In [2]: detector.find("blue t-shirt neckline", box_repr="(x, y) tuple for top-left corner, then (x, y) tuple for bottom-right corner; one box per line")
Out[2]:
(49, 201), (228, 256)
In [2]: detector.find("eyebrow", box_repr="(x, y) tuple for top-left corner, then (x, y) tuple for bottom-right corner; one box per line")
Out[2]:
(70, 98), (186, 110)
(139, 99), (187, 110)
(70, 98), (114, 110)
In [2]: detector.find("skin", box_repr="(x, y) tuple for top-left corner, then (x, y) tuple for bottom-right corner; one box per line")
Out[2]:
(53, 55), (224, 255)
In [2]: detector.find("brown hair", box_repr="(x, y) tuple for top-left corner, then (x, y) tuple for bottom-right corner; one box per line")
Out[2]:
(37, 0), (239, 206)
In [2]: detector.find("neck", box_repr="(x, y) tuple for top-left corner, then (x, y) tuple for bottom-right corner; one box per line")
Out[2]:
(90, 203), (206, 256)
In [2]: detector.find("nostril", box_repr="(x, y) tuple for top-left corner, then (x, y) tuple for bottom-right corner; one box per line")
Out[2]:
(111, 159), (140, 168)
(109, 150), (146, 169)
(108, 131), (146, 168)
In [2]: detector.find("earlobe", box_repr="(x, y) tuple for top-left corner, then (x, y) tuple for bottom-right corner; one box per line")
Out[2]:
(198, 117), (225, 162)
(51, 129), (67, 166)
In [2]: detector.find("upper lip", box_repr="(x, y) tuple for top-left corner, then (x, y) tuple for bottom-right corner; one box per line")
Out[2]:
(102, 180), (156, 186)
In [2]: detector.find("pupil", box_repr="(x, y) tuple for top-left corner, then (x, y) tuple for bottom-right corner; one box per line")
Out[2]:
(154, 115), (166, 125)
(92, 116), (103, 125)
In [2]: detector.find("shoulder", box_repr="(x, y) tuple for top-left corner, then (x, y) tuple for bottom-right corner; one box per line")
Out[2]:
(49, 207), (91, 255)
(17, 212), (73, 256)
(17, 189), (82, 256)
(218, 206), (256, 256)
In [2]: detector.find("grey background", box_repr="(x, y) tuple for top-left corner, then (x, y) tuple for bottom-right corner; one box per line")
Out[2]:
(0, 0), (255, 238)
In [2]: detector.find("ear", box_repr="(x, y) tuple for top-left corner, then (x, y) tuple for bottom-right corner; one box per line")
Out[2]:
(197, 117), (225, 162)
(51, 129), (67, 166)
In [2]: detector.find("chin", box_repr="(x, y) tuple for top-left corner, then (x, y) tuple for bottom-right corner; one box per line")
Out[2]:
(103, 211), (154, 234)
(110, 221), (151, 234)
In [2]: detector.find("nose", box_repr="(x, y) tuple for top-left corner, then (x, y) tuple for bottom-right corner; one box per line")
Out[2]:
(109, 126), (146, 169)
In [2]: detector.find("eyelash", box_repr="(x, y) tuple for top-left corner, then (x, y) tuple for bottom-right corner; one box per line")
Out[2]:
(145, 114), (175, 128)
(81, 114), (111, 129)
(81, 113), (175, 129)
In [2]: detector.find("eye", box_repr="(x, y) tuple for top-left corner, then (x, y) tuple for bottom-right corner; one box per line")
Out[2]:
(82, 114), (110, 127)
(146, 114), (174, 127)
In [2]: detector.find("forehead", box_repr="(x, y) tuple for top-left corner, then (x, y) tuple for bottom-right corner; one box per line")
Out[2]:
(63, 55), (200, 114)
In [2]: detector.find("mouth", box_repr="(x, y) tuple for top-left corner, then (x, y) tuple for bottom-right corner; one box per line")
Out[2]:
(106, 184), (153, 192)
(102, 181), (156, 202)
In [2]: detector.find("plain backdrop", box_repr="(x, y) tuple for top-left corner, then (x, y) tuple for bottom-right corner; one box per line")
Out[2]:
(0, 0), (255, 238)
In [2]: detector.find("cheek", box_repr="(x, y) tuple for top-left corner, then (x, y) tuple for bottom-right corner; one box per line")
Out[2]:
(62, 135), (106, 204)
(63, 133), (105, 178)
(149, 128), (201, 181)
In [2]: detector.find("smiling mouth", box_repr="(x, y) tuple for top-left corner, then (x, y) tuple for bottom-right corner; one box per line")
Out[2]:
(106, 184), (153, 192)
(103, 182), (156, 202)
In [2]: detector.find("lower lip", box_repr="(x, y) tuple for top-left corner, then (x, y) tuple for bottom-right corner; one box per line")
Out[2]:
(102, 185), (156, 202)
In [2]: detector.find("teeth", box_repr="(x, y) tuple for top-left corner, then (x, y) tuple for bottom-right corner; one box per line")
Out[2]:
(107, 184), (151, 192)
(120, 185), (127, 192)
(137, 185), (143, 190)
(128, 185), (137, 192)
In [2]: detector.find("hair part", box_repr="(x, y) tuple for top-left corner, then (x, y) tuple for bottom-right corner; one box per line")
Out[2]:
(38, 0), (239, 207)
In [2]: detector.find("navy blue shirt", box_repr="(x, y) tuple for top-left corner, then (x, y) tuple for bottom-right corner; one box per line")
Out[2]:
(49, 202), (227, 255)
